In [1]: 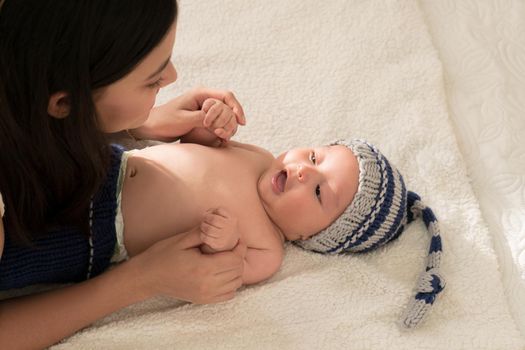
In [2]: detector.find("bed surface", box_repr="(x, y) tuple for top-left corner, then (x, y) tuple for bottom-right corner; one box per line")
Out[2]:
(421, 0), (525, 337)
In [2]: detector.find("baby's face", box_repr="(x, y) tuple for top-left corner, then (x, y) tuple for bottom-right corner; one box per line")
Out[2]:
(257, 144), (359, 241)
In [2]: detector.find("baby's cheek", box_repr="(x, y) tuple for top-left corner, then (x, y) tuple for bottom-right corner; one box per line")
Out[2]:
(282, 194), (311, 220)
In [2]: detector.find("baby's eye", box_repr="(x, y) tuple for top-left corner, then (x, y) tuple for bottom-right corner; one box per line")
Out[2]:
(315, 185), (322, 202)
(309, 151), (317, 165)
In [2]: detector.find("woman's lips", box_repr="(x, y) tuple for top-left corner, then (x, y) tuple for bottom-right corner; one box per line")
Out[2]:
(271, 170), (287, 194)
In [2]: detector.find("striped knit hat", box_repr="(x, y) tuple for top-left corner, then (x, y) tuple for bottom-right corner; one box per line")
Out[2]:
(295, 139), (445, 329)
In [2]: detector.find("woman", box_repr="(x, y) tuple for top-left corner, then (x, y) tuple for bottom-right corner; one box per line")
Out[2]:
(0, 0), (246, 348)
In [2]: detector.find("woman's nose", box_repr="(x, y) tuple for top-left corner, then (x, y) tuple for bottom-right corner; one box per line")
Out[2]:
(164, 62), (178, 85)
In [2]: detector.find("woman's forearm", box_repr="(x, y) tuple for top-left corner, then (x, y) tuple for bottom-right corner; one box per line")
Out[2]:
(0, 259), (149, 349)
(0, 227), (245, 349)
(132, 102), (201, 142)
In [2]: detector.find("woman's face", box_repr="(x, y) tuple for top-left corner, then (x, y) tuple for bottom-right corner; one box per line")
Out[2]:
(93, 22), (178, 133)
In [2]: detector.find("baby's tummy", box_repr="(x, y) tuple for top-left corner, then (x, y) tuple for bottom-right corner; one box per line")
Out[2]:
(120, 151), (202, 256)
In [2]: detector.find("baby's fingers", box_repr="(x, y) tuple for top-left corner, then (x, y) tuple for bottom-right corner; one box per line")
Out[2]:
(202, 98), (218, 113)
(210, 108), (235, 132)
(203, 209), (230, 229)
(200, 222), (223, 250)
(203, 101), (225, 128)
(207, 207), (232, 220)
(215, 115), (238, 140)
(200, 221), (219, 238)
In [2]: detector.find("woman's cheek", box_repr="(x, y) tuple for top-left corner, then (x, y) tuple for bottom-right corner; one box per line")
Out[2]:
(126, 90), (153, 115)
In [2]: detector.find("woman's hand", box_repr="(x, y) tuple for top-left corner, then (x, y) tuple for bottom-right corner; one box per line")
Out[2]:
(132, 227), (246, 304)
(132, 87), (246, 142)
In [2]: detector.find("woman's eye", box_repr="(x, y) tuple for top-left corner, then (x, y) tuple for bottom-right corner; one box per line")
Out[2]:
(147, 77), (164, 89)
(315, 185), (322, 202)
(310, 151), (317, 164)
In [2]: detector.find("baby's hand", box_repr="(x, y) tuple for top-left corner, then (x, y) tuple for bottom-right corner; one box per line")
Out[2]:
(201, 98), (240, 142)
(200, 208), (240, 253)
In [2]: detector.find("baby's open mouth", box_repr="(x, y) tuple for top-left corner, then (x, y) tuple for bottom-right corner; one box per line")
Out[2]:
(272, 170), (287, 193)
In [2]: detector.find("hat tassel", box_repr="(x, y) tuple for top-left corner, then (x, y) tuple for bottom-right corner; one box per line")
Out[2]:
(400, 192), (445, 328)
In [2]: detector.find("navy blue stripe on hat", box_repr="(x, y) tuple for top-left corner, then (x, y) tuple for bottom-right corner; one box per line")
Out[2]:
(342, 154), (406, 253)
(359, 175), (407, 252)
(406, 191), (420, 224)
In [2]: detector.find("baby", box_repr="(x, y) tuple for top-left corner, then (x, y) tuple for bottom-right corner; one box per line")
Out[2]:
(112, 102), (445, 329)
(118, 138), (359, 279)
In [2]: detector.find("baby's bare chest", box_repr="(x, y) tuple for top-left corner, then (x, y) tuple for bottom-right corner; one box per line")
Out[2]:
(123, 144), (278, 249)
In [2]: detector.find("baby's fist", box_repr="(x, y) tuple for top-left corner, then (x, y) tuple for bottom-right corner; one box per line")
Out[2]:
(201, 98), (239, 141)
(200, 207), (239, 252)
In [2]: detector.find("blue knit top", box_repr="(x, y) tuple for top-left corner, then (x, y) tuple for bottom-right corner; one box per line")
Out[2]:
(0, 144), (124, 290)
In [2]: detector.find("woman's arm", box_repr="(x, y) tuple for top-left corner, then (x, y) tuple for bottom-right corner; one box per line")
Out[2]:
(0, 258), (145, 349)
(131, 88), (245, 143)
(0, 228), (245, 349)
(179, 127), (224, 147)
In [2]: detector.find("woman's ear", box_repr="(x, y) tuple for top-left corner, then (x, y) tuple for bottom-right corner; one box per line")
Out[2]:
(47, 91), (71, 119)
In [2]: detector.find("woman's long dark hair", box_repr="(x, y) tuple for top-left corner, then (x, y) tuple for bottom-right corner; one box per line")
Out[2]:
(0, 0), (177, 243)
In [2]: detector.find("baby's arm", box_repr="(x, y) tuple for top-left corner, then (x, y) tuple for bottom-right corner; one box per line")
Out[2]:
(242, 247), (283, 285)
(198, 208), (283, 284)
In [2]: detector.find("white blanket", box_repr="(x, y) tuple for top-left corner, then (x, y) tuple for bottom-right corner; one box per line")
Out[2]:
(53, 0), (525, 348)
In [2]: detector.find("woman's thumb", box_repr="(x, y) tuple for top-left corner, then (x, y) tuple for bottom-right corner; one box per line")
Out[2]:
(175, 228), (204, 249)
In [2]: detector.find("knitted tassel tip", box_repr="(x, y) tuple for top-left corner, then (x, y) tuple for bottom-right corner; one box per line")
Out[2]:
(400, 270), (446, 329)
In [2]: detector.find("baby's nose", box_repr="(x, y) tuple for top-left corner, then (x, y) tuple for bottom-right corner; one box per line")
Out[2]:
(296, 164), (312, 183)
